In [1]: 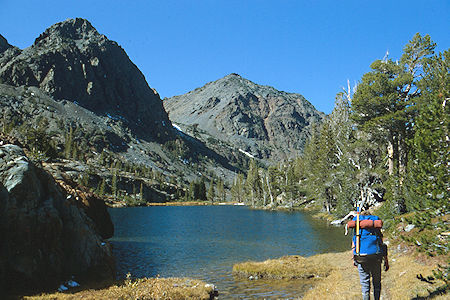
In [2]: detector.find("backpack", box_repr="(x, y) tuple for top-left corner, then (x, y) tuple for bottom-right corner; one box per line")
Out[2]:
(348, 215), (384, 261)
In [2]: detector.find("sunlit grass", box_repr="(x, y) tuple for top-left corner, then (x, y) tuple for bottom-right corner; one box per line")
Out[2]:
(233, 254), (333, 280)
(234, 249), (448, 300)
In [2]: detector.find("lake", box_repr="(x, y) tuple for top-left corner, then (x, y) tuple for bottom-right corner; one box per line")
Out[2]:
(108, 205), (350, 299)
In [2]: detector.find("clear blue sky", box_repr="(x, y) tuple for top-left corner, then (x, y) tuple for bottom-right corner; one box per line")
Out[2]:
(1, 1), (449, 114)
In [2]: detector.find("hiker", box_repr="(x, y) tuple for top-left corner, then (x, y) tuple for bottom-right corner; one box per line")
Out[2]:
(350, 211), (389, 300)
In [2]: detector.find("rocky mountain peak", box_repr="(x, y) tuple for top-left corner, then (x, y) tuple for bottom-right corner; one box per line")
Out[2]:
(164, 74), (325, 161)
(223, 73), (243, 80)
(0, 34), (12, 53)
(0, 18), (172, 141)
(34, 18), (101, 46)
(218, 72), (248, 84)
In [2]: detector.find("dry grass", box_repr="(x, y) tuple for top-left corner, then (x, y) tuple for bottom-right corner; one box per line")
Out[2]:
(233, 248), (448, 300)
(384, 251), (448, 300)
(304, 268), (361, 300)
(233, 254), (334, 280)
(23, 277), (216, 300)
(302, 252), (366, 300)
(303, 249), (448, 300)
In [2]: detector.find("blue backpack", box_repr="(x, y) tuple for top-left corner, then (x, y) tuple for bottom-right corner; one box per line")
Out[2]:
(352, 215), (383, 257)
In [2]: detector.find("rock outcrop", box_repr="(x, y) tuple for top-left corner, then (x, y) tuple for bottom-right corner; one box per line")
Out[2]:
(164, 73), (325, 161)
(0, 34), (12, 53)
(0, 144), (114, 292)
(0, 18), (172, 141)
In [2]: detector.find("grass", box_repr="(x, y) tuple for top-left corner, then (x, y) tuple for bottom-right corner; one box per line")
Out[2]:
(233, 247), (448, 299)
(383, 246), (448, 300)
(21, 277), (216, 300)
(233, 254), (334, 280)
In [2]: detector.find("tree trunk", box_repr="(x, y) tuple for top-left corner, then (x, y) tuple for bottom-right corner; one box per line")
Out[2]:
(266, 175), (274, 207)
(387, 137), (395, 175)
(260, 176), (266, 206)
(398, 133), (407, 179)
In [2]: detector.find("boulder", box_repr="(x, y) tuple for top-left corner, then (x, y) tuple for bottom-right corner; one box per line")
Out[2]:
(0, 144), (114, 292)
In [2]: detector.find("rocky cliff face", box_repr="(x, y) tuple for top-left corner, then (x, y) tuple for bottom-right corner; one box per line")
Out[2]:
(164, 73), (325, 161)
(0, 18), (171, 141)
(0, 144), (114, 292)
(0, 34), (12, 53)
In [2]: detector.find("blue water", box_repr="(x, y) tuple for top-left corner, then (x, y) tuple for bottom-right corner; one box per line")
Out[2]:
(108, 205), (350, 298)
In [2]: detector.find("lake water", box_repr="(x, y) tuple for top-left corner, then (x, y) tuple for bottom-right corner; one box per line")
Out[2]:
(108, 205), (350, 299)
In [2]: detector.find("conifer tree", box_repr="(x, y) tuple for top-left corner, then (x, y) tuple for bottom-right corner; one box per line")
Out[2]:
(207, 179), (215, 202)
(189, 181), (196, 200)
(231, 173), (245, 203)
(353, 34), (435, 177)
(199, 177), (207, 201)
(217, 179), (225, 202)
(64, 126), (74, 159)
(99, 178), (106, 196)
(245, 159), (262, 206)
(111, 169), (118, 200)
(352, 33), (436, 213)
(406, 49), (449, 217)
(139, 182), (144, 201)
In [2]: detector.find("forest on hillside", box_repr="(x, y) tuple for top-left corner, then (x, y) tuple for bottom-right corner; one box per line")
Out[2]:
(232, 33), (449, 278)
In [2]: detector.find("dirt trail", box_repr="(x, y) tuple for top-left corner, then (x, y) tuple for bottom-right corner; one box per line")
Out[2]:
(302, 249), (447, 300)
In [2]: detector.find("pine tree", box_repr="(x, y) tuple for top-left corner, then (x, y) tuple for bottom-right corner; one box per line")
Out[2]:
(189, 181), (196, 200)
(231, 173), (245, 203)
(245, 159), (262, 206)
(198, 178), (207, 201)
(111, 169), (118, 200)
(217, 179), (225, 202)
(352, 33), (436, 213)
(207, 179), (215, 203)
(139, 182), (144, 201)
(99, 178), (106, 196)
(406, 49), (449, 217)
(64, 126), (74, 159)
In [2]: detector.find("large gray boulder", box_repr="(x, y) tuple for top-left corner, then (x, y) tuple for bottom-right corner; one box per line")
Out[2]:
(0, 144), (114, 292)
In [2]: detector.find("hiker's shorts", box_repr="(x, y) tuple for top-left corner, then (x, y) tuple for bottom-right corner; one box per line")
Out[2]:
(357, 258), (381, 299)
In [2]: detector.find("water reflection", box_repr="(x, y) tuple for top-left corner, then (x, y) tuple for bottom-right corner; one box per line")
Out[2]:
(109, 206), (350, 298)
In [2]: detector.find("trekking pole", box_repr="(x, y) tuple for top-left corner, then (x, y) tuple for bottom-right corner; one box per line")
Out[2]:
(356, 189), (364, 255)
(356, 204), (360, 255)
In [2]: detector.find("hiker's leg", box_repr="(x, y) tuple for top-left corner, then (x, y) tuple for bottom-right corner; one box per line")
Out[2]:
(371, 260), (382, 300)
(357, 263), (371, 300)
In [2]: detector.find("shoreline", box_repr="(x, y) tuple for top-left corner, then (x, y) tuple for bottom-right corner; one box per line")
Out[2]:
(105, 199), (246, 208)
(22, 247), (447, 299)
